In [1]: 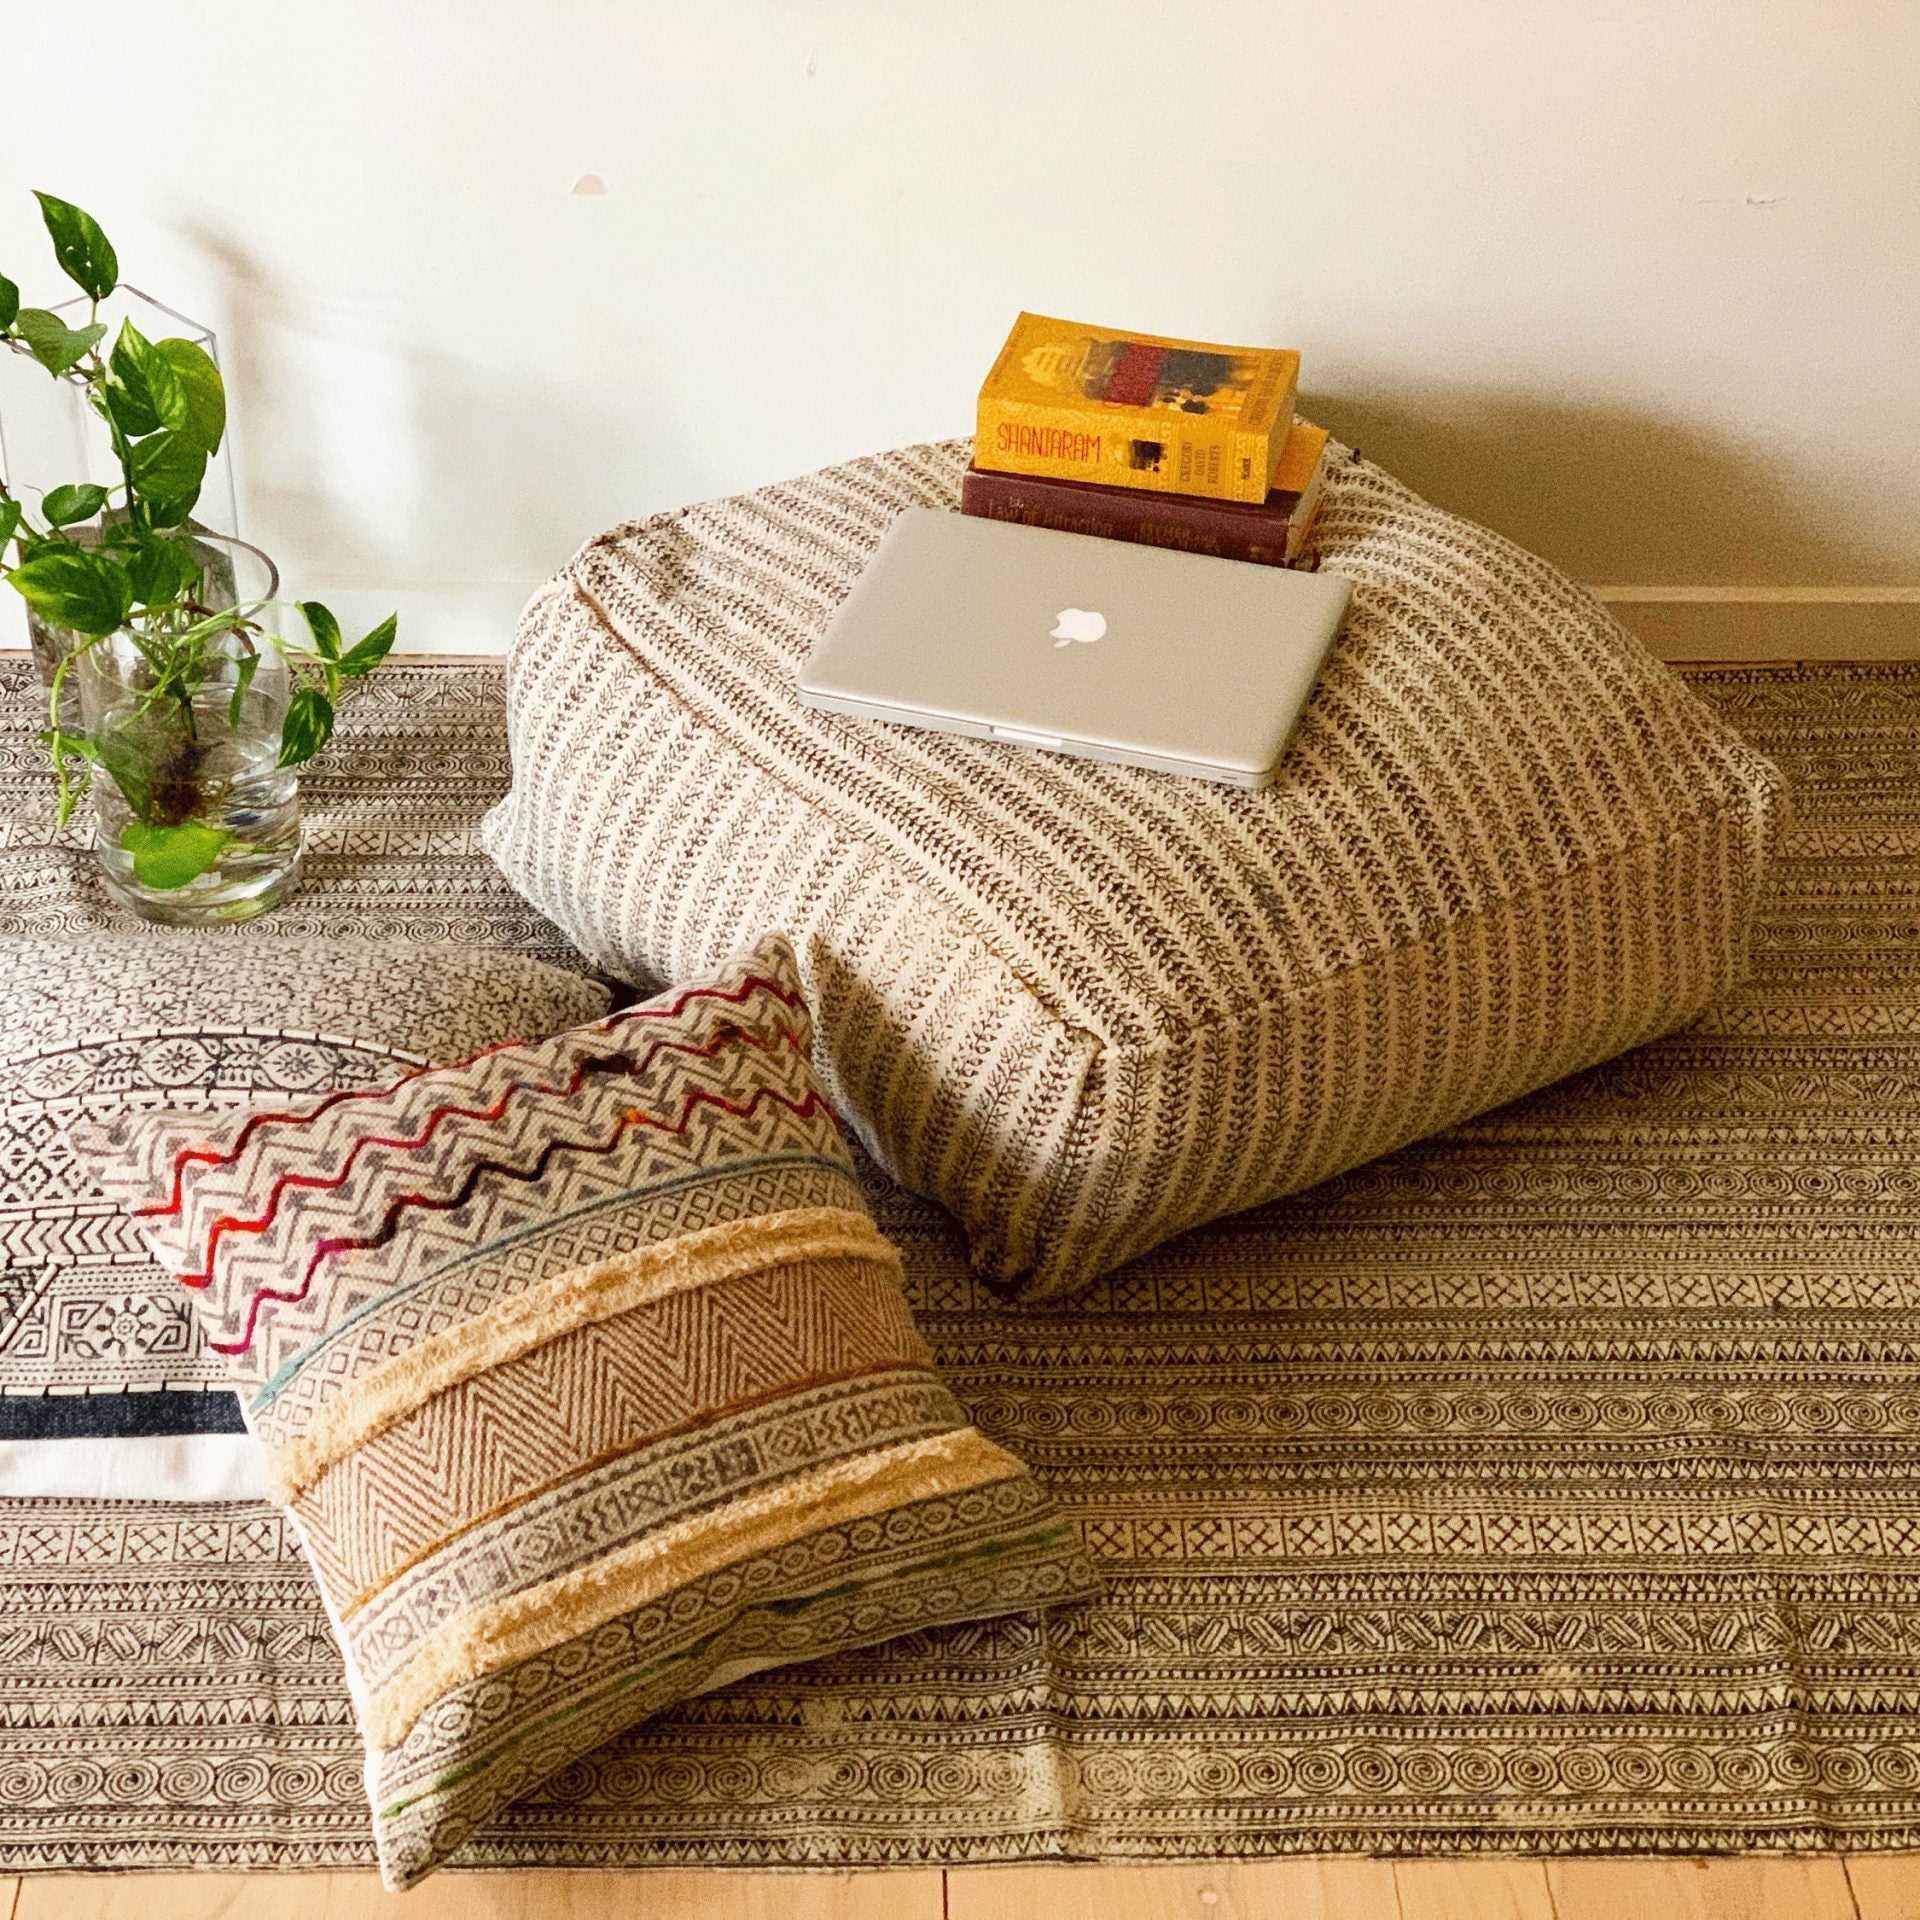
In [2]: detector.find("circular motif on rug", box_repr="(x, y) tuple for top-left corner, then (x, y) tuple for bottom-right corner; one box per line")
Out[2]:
(138, 1036), (215, 1087)
(260, 1040), (338, 1090)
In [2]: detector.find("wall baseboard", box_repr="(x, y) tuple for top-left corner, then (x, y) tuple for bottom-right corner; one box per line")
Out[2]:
(0, 585), (540, 659)
(3, 586), (1917, 664)
(1597, 591), (1920, 660)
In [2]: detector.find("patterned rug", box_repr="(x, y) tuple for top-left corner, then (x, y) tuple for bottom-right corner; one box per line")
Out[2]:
(6, 658), (1920, 1867)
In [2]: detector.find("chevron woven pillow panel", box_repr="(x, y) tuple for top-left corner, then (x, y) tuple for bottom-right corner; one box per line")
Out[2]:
(71, 932), (1095, 1888)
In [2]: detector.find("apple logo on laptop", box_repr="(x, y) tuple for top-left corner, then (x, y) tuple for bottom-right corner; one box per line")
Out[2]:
(1051, 607), (1107, 647)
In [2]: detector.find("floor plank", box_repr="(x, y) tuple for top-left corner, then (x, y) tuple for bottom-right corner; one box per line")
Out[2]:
(1547, 1857), (1860, 1919)
(1847, 1855), (1920, 1920)
(945, 1860), (1400, 1919)
(1394, 1859), (1556, 1918)
(12, 1871), (946, 1920)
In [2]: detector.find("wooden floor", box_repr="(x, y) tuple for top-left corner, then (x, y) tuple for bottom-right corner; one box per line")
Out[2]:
(6, 1858), (1920, 1917)
(11, 1858), (1920, 1920)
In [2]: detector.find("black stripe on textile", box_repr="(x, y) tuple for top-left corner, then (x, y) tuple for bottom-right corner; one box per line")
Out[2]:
(0, 1391), (245, 1439)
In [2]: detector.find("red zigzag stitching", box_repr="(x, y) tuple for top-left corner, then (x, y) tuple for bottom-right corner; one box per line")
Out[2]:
(205, 1076), (840, 1357)
(143, 969), (807, 1220)
(179, 1015), (812, 1285)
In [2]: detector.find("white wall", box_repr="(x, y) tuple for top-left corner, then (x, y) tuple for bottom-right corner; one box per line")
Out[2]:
(3, 0), (1916, 653)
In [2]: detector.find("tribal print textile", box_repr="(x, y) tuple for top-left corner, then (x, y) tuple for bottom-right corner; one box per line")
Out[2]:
(76, 933), (1094, 1886)
(0, 660), (604, 1412)
(4, 661), (1918, 1874)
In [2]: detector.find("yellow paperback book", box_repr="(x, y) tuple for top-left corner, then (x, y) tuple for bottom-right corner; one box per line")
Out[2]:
(976, 312), (1300, 504)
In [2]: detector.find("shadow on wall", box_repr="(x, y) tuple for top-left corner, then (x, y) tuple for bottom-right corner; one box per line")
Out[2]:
(176, 220), (666, 594)
(1304, 387), (1890, 590)
(162, 213), (1900, 597)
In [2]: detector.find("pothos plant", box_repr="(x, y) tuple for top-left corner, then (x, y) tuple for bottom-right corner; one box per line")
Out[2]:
(0, 192), (396, 889)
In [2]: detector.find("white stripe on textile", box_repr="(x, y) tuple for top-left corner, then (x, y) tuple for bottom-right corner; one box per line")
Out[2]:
(0, 1433), (269, 1500)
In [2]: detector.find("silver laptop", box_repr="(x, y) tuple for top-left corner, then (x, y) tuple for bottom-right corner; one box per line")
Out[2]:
(797, 507), (1351, 788)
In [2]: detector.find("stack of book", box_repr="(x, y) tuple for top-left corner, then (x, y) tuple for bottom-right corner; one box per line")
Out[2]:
(962, 312), (1328, 569)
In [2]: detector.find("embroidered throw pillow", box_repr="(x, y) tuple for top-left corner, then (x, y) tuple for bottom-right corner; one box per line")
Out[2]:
(73, 932), (1093, 1887)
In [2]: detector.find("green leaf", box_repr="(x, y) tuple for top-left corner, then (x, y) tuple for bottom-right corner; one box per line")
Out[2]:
(106, 319), (183, 439)
(123, 531), (201, 606)
(154, 338), (224, 454)
(299, 600), (342, 661)
(5, 545), (132, 636)
(33, 193), (117, 302)
(39, 725), (101, 766)
(97, 723), (155, 818)
(102, 377), (153, 441)
(0, 273), (17, 330)
(0, 500), (21, 551)
(337, 613), (398, 679)
(41, 482), (108, 528)
(277, 686), (334, 767)
(227, 650), (259, 727)
(14, 308), (106, 375)
(119, 820), (229, 891)
(126, 429), (208, 512)
(143, 485), (200, 530)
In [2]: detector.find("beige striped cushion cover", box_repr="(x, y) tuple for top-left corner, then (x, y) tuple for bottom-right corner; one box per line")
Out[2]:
(481, 439), (1785, 1301)
(72, 933), (1094, 1887)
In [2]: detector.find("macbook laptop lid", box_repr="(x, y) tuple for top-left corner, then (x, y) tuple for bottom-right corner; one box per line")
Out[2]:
(796, 507), (1351, 788)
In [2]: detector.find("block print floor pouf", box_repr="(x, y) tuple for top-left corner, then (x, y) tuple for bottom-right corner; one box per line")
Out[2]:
(72, 932), (1095, 1887)
(482, 440), (1784, 1302)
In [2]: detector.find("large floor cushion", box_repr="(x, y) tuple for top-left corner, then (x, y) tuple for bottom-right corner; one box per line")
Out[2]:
(482, 439), (1784, 1302)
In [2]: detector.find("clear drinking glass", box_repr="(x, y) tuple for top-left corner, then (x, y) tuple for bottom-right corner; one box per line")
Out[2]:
(73, 534), (303, 925)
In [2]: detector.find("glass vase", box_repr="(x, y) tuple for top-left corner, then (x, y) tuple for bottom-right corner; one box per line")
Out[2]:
(72, 535), (303, 925)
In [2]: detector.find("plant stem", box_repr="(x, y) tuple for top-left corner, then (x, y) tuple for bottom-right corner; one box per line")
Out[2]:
(81, 310), (147, 541)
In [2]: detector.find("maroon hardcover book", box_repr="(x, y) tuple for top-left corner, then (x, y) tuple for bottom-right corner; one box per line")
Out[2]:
(960, 457), (1323, 568)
